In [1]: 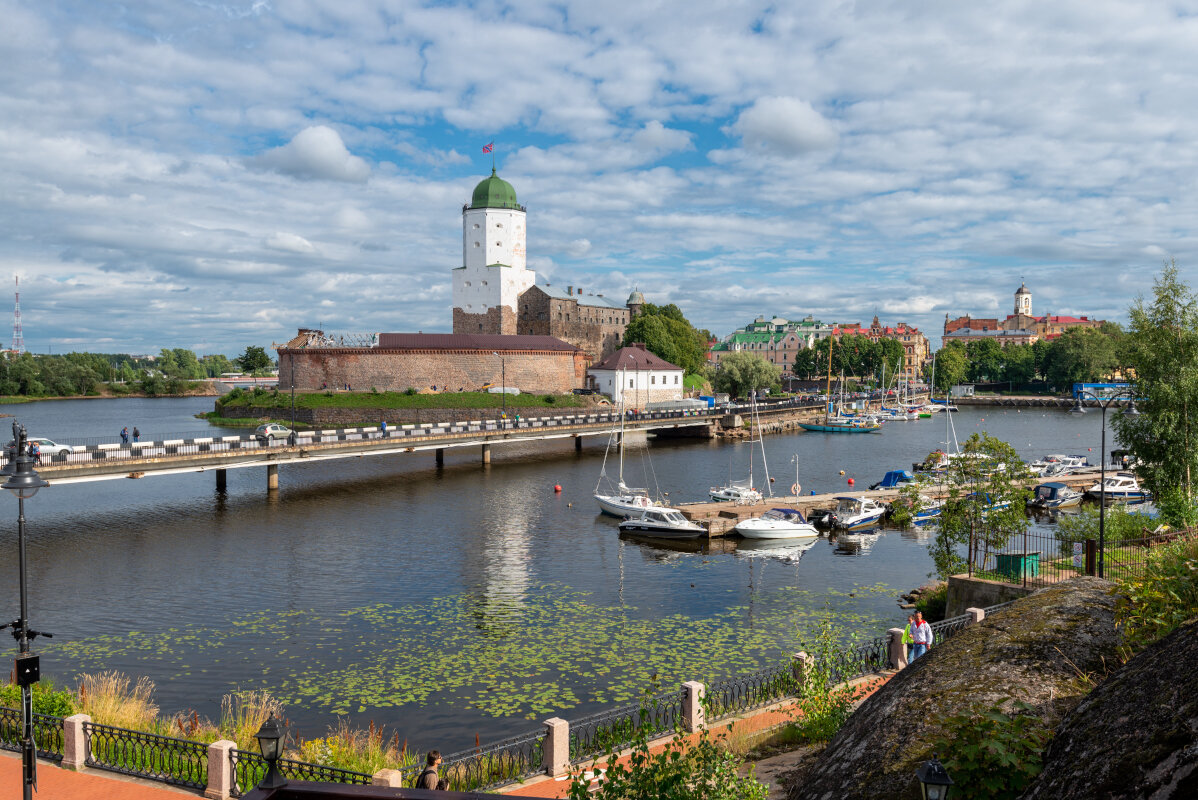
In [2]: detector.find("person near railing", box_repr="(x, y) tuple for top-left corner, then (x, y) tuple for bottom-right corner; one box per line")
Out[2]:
(133, 427), (140, 443)
(415, 750), (444, 790)
(910, 611), (933, 660)
(902, 613), (916, 661)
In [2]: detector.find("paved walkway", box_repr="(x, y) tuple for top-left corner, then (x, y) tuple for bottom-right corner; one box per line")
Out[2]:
(0, 751), (196, 799)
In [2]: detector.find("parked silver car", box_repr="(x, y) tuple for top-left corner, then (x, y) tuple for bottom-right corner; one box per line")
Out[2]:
(254, 423), (292, 444)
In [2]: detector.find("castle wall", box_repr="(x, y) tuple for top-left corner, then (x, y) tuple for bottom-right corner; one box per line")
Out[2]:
(279, 347), (585, 394)
(454, 306), (518, 335)
(518, 288), (629, 361)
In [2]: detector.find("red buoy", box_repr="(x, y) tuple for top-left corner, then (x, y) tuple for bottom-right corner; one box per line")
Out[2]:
(847, 478), (855, 486)
(554, 484), (562, 493)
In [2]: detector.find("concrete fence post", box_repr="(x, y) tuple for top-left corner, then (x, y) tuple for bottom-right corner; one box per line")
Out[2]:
(543, 717), (570, 778)
(681, 681), (706, 732)
(372, 769), (404, 787)
(791, 651), (815, 684)
(62, 713), (91, 770)
(966, 607), (986, 625)
(204, 739), (237, 800)
(887, 628), (908, 671)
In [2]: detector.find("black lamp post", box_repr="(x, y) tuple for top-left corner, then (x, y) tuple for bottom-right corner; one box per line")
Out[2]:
(1071, 389), (1138, 578)
(3, 421), (50, 800)
(914, 754), (955, 800)
(255, 714), (287, 790)
(492, 351), (506, 430)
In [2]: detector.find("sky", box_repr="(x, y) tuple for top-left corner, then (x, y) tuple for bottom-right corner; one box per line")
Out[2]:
(3, 0), (1197, 356)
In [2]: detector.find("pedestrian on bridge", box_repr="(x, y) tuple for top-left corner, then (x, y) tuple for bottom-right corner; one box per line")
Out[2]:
(120, 427), (130, 445)
(133, 427), (140, 443)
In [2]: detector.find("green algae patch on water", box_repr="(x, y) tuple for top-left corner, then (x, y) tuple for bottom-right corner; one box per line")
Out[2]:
(48, 584), (891, 721)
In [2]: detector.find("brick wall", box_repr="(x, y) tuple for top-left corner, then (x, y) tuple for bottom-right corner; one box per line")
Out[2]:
(278, 347), (583, 393)
(518, 288), (628, 361)
(454, 306), (518, 335)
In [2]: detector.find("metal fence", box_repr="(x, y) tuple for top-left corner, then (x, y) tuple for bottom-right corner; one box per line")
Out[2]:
(84, 721), (209, 790)
(928, 613), (973, 647)
(706, 661), (799, 721)
(569, 687), (683, 765)
(438, 728), (547, 792)
(229, 748), (373, 797)
(0, 708), (65, 761)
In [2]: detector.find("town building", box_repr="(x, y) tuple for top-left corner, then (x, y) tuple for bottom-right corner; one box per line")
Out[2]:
(587, 343), (685, 406)
(452, 169), (638, 361)
(836, 317), (931, 383)
(943, 283), (1104, 346)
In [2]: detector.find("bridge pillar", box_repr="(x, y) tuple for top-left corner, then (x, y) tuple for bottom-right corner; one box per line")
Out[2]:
(575, 436), (582, 452)
(435, 448), (445, 467)
(267, 464), (279, 491)
(215, 469), (227, 492)
(481, 444), (491, 464)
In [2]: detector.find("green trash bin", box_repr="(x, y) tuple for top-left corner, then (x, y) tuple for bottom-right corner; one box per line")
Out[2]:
(993, 551), (1041, 581)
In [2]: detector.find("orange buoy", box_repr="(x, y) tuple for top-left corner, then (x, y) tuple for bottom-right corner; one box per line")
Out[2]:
(554, 484), (562, 493)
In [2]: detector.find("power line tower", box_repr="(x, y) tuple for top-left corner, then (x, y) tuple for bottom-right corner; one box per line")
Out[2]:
(12, 275), (24, 354)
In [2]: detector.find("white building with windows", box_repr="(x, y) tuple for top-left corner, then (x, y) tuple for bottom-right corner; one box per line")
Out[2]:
(588, 344), (685, 407)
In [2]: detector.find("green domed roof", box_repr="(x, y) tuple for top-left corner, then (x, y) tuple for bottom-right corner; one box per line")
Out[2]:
(470, 168), (520, 209)
(627, 287), (645, 306)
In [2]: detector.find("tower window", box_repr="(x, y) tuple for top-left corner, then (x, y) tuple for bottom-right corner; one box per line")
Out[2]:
(481, 281), (488, 286)
(496, 241), (503, 247)
(496, 223), (504, 229)
(464, 281), (471, 287)
(473, 223), (480, 229)
(474, 241), (480, 247)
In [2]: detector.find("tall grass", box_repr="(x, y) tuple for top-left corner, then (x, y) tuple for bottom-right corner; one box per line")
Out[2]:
(221, 690), (285, 750)
(77, 671), (160, 731)
(298, 718), (423, 775)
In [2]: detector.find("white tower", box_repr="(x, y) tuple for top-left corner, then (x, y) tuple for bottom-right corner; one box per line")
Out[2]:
(1014, 282), (1032, 317)
(452, 169), (535, 334)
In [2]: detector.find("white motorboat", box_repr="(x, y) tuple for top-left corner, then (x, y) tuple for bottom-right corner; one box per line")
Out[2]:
(735, 508), (819, 540)
(618, 508), (706, 538)
(1086, 472), (1152, 502)
(709, 478), (763, 504)
(1030, 454), (1090, 475)
(831, 496), (888, 529)
(1027, 481), (1083, 509)
(912, 497), (944, 524)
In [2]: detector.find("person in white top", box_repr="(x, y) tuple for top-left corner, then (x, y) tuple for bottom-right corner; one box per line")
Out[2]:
(910, 610), (933, 661)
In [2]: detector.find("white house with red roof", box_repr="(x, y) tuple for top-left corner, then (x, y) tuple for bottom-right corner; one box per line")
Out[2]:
(588, 343), (685, 406)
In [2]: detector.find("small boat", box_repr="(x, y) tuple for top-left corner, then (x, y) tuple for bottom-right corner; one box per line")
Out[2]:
(912, 498), (944, 524)
(618, 508), (706, 538)
(735, 508), (819, 540)
(799, 418), (883, 433)
(808, 508), (837, 529)
(709, 479), (763, 504)
(1085, 472), (1152, 502)
(1029, 454), (1091, 475)
(870, 469), (915, 490)
(831, 496), (888, 529)
(1028, 481), (1083, 509)
(595, 485), (661, 517)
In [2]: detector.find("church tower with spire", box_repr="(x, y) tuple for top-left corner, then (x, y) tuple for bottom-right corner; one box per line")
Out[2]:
(1014, 282), (1032, 317)
(452, 169), (535, 335)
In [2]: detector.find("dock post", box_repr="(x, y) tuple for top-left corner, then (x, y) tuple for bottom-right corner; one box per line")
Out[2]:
(267, 464), (279, 491)
(215, 469), (227, 492)
(575, 435), (582, 452)
(481, 443), (491, 464)
(435, 448), (445, 467)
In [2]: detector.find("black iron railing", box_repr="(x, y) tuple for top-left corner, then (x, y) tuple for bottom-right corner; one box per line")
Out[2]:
(569, 688), (683, 765)
(707, 661), (798, 720)
(229, 748), (372, 797)
(84, 721), (208, 790)
(438, 728), (546, 791)
(0, 709), (65, 761)
(928, 613), (972, 647)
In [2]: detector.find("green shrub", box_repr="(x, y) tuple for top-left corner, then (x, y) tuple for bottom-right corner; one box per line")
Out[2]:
(1056, 505), (1151, 553)
(1115, 536), (1198, 653)
(788, 611), (862, 743)
(0, 680), (76, 716)
(930, 699), (1051, 800)
(403, 388), (417, 396)
(915, 584), (948, 622)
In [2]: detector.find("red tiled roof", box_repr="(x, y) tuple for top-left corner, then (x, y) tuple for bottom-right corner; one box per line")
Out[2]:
(376, 333), (580, 352)
(591, 345), (682, 371)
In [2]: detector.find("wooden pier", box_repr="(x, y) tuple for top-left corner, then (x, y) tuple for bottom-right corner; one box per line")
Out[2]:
(678, 471), (1104, 537)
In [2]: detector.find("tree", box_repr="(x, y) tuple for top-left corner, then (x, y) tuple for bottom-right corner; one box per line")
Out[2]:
(237, 346), (273, 373)
(1113, 262), (1198, 517)
(1000, 344), (1036, 386)
(929, 433), (1032, 580)
(623, 303), (707, 375)
(1044, 327), (1118, 387)
(925, 344), (967, 395)
(712, 352), (781, 398)
(965, 338), (1004, 382)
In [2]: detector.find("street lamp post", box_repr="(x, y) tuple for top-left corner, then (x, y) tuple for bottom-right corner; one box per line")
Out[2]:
(1071, 389), (1138, 578)
(2, 421), (50, 800)
(492, 352), (506, 430)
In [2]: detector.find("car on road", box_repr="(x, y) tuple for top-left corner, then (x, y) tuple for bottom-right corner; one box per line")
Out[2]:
(254, 423), (293, 444)
(5, 437), (73, 457)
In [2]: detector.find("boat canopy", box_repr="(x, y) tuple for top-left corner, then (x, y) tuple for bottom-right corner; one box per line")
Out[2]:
(876, 470), (914, 488)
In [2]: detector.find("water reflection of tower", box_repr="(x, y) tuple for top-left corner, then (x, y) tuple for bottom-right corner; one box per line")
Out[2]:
(463, 482), (534, 638)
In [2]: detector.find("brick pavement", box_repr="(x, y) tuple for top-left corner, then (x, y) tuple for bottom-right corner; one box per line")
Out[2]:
(0, 751), (196, 800)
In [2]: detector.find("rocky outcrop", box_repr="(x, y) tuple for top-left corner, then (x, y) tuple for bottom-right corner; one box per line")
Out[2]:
(1019, 618), (1198, 799)
(791, 578), (1117, 800)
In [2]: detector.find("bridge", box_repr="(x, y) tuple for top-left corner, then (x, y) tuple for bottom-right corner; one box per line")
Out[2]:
(28, 402), (819, 490)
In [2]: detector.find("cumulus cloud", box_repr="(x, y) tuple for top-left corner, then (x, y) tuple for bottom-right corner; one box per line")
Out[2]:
(252, 126), (370, 182)
(728, 96), (838, 155)
(265, 232), (316, 254)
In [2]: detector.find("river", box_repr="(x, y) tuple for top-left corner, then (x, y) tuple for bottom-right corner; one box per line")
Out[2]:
(0, 396), (1104, 750)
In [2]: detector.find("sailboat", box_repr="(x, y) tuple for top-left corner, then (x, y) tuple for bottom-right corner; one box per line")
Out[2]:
(798, 339), (882, 433)
(710, 394), (770, 503)
(594, 363), (668, 517)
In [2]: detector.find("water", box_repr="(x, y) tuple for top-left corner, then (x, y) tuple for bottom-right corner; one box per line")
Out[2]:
(0, 397), (1103, 750)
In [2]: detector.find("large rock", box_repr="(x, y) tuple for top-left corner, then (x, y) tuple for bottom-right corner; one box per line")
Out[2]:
(1020, 618), (1198, 799)
(791, 577), (1117, 800)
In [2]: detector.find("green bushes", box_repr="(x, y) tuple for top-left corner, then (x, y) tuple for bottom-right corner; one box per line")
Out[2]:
(1115, 536), (1198, 653)
(915, 584), (948, 622)
(1055, 505), (1153, 553)
(0, 680), (76, 716)
(930, 700), (1051, 800)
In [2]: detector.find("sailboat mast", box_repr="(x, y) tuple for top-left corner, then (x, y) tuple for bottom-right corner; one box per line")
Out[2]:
(618, 359), (627, 486)
(825, 333), (834, 421)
